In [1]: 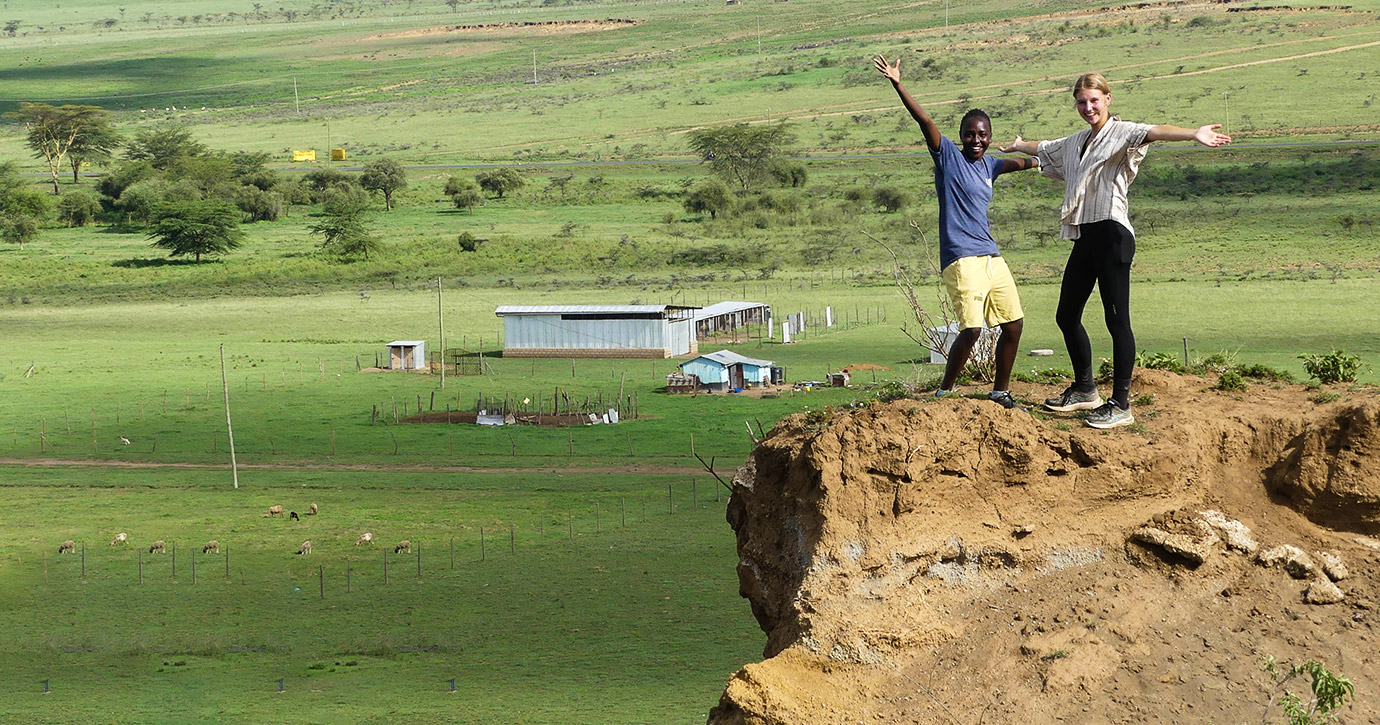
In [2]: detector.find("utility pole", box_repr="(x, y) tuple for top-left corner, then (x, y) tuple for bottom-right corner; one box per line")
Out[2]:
(437, 278), (445, 389)
(220, 344), (239, 489)
(293, 76), (300, 115)
(532, 49), (538, 84)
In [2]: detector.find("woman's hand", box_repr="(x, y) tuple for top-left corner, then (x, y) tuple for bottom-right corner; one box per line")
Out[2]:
(873, 55), (901, 83)
(998, 135), (1025, 153)
(1194, 124), (1231, 147)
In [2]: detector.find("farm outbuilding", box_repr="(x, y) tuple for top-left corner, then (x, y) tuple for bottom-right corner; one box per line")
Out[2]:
(678, 349), (778, 392)
(495, 305), (698, 358)
(386, 340), (427, 370)
(693, 301), (771, 340)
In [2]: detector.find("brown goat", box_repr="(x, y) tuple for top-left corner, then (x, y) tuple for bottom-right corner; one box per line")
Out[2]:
(394, 540), (412, 554)
(148, 540), (166, 554)
(203, 540), (220, 554)
(297, 540), (312, 555)
(308, 502), (318, 516)
(58, 540), (76, 554)
(354, 532), (373, 546)
(109, 532), (128, 546)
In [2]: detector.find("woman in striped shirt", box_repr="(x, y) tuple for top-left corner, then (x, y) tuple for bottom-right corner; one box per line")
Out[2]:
(1001, 73), (1230, 429)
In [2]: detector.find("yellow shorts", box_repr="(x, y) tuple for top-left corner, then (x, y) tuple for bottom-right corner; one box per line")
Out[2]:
(942, 255), (1024, 330)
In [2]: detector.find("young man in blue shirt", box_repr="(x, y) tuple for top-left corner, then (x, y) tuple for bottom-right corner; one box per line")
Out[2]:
(876, 54), (1041, 409)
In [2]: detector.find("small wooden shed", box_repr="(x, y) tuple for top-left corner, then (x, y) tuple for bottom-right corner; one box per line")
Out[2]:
(386, 340), (427, 371)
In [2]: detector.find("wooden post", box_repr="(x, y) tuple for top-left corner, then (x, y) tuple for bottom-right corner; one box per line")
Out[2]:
(225, 544), (229, 576)
(621, 497), (626, 528)
(568, 512), (573, 540)
(320, 564), (324, 599)
(449, 537), (454, 570)
(416, 542), (421, 577)
(192, 550), (197, 585)
(668, 483), (674, 514)
(171, 541), (176, 578)
(384, 549), (389, 585)
(693, 478), (698, 509)
(596, 502), (601, 533)
(347, 560), (351, 593)
(81, 541), (85, 578)
(220, 344), (240, 489)
(480, 527), (486, 561)
(139, 549), (143, 584)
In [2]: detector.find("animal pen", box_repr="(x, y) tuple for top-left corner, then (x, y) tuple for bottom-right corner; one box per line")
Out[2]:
(376, 386), (639, 427)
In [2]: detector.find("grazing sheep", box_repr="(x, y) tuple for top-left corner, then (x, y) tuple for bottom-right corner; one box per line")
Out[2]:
(289, 511), (300, 521)
(265, 505), (284, 518)
(297, 540), (312, 555)
(354, 532), (373, 546)
(203, 540), (220, 554)
(308, 502), (318, 516)
(109, 532), (128, 546)
(394, 540), (412, 554)
(58, 540), (76, 554)
(148, 540), (166, 554)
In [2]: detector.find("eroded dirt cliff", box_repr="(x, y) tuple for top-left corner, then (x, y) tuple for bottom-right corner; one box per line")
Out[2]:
(712, 371), (1380, 724)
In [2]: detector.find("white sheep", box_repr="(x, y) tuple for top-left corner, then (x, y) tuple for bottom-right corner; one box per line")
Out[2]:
(354, 532), (373, 546)
(148, 540), (166, 554)
(297, 540), (312, 555)
(203, 540), (220, 554)
(265, 505), (284, 518)
(394, 540), (412, 554)
(58, 540), (76, 554)
(109, 532), (128, 546)
(308, 502), (318, 516)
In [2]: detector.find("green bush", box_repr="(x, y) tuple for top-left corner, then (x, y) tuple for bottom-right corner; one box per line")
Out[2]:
(1299, 350), (1362, 384)
(57, 188), (102, 227)
(872, 186), (912, 213)
(1135, 350), (1183, 373)
(1215, 369), (1246, 391)
(872, 379), (915, 402)
(1233, 363), (1294, 383)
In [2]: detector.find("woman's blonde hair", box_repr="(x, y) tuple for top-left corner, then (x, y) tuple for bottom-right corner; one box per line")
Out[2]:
(1072, 73), (1111, 96)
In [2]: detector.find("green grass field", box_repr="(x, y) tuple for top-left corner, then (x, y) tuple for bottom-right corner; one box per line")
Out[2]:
(1, 0), (1378, 721)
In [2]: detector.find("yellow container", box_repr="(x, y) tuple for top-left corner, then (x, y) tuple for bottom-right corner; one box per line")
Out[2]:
(331, 148), (347, 161)
(291, 149), (317, 162)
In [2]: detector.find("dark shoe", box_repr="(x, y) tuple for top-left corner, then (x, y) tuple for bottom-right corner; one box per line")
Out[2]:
(1085, 402), (1134, 429)
(989, 390), (1026, 411)
(1044, 385), (1104, 412)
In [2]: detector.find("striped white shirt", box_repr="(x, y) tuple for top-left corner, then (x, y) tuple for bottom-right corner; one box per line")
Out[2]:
(1037, 118), (1155, 241)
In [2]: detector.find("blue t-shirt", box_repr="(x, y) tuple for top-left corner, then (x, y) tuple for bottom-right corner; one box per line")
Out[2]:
(930, 136), (1005, 270)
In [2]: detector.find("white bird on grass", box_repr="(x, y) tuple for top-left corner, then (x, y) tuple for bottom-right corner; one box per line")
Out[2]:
(119, 436), (131, 445)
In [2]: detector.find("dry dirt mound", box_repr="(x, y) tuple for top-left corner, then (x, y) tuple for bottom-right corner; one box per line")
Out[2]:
(710, 372), (1380, 724)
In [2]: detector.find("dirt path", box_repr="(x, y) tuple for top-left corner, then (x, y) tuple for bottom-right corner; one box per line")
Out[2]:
(0, 457), (701, 476)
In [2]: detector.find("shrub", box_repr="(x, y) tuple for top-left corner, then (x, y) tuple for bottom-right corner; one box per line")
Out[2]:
(872, 379), (916, 402)
(444, 176), (483, 211)
(475, 168), (525, 198)
(1233, 363), (1294, 383)
(232, 186), (283, 222)
(682, 178), (732, 219)
(1299, 350), (1362, 384)
(770, 161), (809, 188)
(1214, 369), (1246, 391)
(1136, 350), (1183, 373)
(457, 232), (483, 252)
(57, 188), (102, 227)
(873, 186), (912, 213)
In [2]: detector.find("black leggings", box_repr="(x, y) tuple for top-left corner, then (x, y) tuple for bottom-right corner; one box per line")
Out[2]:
(1056, 220), (1135, 407)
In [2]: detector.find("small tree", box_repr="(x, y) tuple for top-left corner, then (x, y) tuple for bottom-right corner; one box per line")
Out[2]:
(475, 168), (525, 198)
(311, 193), (381, 261)
(148, 200), (244, 262)
(0, 162), (50, 249)
(115, 178), (170, 227)
(444, 176), (483, 211)
(56, 188), (102, 227)
(360, 158), (407, 211)
(683, 178), (732, 219)
(687, 122), (797, 190)
(770, 161), (809, 188)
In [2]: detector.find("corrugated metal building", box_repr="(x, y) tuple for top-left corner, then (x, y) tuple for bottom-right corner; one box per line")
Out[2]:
(693, 301), (771, 340)
(679, 349), (775, 391)
(495, 305), (698, 358)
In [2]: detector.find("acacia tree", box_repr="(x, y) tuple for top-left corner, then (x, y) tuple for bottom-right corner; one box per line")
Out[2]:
(359, 158), (407, 211)
(124, 123), (210, 170)
(67, 115), (121, 184)
(148, 200), (244, 262)
(0, 161), (50, 249)
(682, 178), (732, 219)
(475, 168), (525, 198)
(311, 193), (381, 261)
(4, 103), (112, 194)
(686, 122), (796, 190)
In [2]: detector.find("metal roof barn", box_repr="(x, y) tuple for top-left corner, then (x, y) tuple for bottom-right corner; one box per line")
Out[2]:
(494, 305), (698, 358)
(692, 301), (770, 340)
